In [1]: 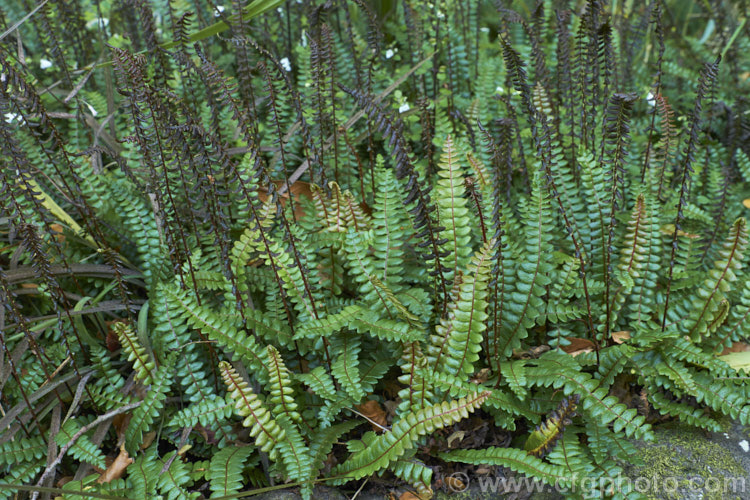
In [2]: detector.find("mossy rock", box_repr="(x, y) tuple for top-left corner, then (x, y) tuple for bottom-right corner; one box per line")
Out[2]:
(433, 420), (750, 500)
(622, 419), (750, 500)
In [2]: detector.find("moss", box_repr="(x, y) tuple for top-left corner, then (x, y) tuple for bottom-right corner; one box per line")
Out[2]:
(627, 423), (746, 500)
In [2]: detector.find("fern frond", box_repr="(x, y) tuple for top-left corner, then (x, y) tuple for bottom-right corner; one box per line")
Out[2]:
(435, 134), (473, 278)
(220, 360), (286, 458)
(208, 446), (254, 498)
(527, 352), (653, 440)
(113, 320), (156, 385)
(125, 353), (175, 454)
(439, 239), (494, 378)
(440, 446), (574, 488)
(264, 345), (302, 424)
(329, 392), (489, 482)
(524, 395), (580, 458)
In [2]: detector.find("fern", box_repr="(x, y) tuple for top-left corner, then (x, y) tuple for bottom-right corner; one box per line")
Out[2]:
(329, 392), (489, 482)
(3, 1), (750, 497)
(208, 446), (254, 498)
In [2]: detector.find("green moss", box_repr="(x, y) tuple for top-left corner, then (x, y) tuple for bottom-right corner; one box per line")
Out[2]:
(628, 424), (746, 500)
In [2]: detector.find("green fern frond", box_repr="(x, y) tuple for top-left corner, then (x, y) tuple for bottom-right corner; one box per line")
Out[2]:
(524, 395), (580, 458)
(55, 418), (106, 469)
(125, 353), (176, 454)
(439, 239), (494, 378)
(435, 134), (473, 278)
(0, 436), (46, 466)
(113, 320), (156, 385)
(264, 345), (302, 424)
(495, 172), (554, 358)
(440, 446), (574, 488)
(683, 218), (747, 341)
(220, 360), (286, 458)
(208, 446), (254, 498)
(329, 392), (490, 483)
(527, 352), (653, 440)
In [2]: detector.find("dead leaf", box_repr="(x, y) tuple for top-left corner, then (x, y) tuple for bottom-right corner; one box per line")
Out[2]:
(111, 413), (131, 443)
(561, 337), (596, 356)
(356, 400), (387, 432)
(56, 476), (74, 488)
(105, 320), (121, 352)
(443, 476), (466, 492)
(721, 342), (750, 355)
(140, 431), (156, 450)
(446, 430), (465, 448)
(258, 180), (312, 220)
(719, 350), (750, 373)
(97, 444), (133, 484)
(50, 223), (65, 243)
(470, 368), (491, 384)
(660, 224), (700, 239)
(399, 492), (422, 500)
(744, 199), (750, 209)
(611, 331), (631, 344)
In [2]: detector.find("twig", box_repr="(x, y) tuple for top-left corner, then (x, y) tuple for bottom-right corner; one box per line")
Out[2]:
(33, 402), (142, 497)
(0, 0), (50, 42)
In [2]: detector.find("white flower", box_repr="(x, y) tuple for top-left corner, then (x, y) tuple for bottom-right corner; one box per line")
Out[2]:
(385, 49), (395, 59)
(436, 10), (445, 19)
(277, 6), (283, 14)
(646, 91), (655, 107)
(740, 440), (749, 453)
(495, 85), (504, 93)
(214, 5), (225, 17)
(399, 103), (410, 113)
(280, 57), (292, 72)
(40, 59), (53, 70)
(85, 102), (98, 117)
(4, 112), (18, 123)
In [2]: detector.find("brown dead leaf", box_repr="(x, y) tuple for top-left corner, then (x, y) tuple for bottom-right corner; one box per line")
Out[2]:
(470, 368), (491, 384)
(97, 444), (133, 484)
(660, 224), (700, 239)
(140, 431), (156, 450)
(105, 320), (121, 352)
(561, 337), (596, 356)
(258, 180), (312, 220)
(443, 476), (466, 492)
(50, 223), (65, 243)
(111, 413), (131, 443)
(721, 342), (750, 355)
(56, 476), (74, 488)
(356, 399), (387, 432)
(511, 345), (551, 359)
(446, 430), (465, 448)
(399, 492), (422, 500)
(611, 331), (631, 344)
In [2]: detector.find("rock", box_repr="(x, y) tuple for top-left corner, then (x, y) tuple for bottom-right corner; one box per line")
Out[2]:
(622, 419), (750, 500)
(251, 485), (348, 500)
(433, 420), (750, 499)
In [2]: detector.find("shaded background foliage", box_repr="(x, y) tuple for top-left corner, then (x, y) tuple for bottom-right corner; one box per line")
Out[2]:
(1, 0), (750, 499)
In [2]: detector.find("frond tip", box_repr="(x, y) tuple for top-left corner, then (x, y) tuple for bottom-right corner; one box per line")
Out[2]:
(220, 361), (286, 459)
